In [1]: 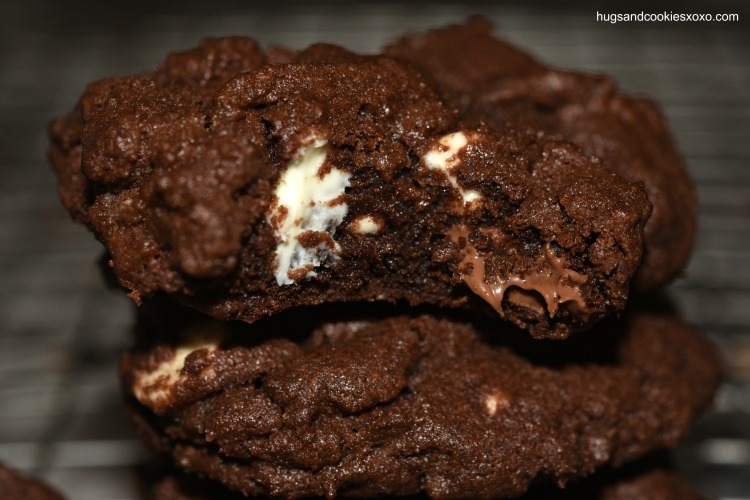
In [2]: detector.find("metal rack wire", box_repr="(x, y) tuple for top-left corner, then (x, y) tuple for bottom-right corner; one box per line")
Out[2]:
(1, 2), (748, 498)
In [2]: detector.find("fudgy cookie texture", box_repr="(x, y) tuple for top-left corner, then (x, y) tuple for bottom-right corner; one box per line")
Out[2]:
(386, 18), (696, 290)
(0, 462), (65, 500)
(49, 29), (655, 339)
(122, 304), (721, 499)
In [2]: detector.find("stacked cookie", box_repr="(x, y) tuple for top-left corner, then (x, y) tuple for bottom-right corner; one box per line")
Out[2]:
(144, 452), (705, 500)
(0, 462), (65, 500)
(50, 19), (721, 499)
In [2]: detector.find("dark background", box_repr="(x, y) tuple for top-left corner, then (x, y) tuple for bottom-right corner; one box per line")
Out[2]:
(0, 1), (748, 498)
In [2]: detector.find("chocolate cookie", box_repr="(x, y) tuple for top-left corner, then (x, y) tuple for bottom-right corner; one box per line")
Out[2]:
(49, 35), (652, 339)
(122, 305), (721, 499)
(146, 465), (703, 500)
(386, 18), (696, 289)
(590, 471), (704, 500)
(0, 462), (65, 500)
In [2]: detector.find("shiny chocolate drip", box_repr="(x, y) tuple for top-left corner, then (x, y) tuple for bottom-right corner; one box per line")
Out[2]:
(450, 226), (589, 318)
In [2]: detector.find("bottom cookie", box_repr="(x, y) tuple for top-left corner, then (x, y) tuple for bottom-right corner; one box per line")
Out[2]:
(122, 304), (721, 499)
(143, 458), (704, 500)
(0, 461), (64, 500)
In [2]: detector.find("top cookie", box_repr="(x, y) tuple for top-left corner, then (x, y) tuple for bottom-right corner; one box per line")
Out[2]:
(50, 25), (663, 339)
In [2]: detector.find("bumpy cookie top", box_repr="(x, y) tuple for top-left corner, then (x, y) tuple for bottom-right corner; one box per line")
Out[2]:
(123, 304), (721, 499)
(50, 27), (653, 338)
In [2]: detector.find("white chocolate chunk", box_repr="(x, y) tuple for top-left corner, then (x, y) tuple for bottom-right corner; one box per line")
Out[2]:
(423, 131), (482, 204)
(269, 137), (351, 285)
(353, 215), (381, 234)
(133, 337), (220, 408)
(483, 391), (510, 416)
(424, 131), (468, 170)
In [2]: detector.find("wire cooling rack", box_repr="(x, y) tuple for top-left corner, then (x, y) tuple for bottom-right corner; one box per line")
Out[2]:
(1, 1), (748, 498)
